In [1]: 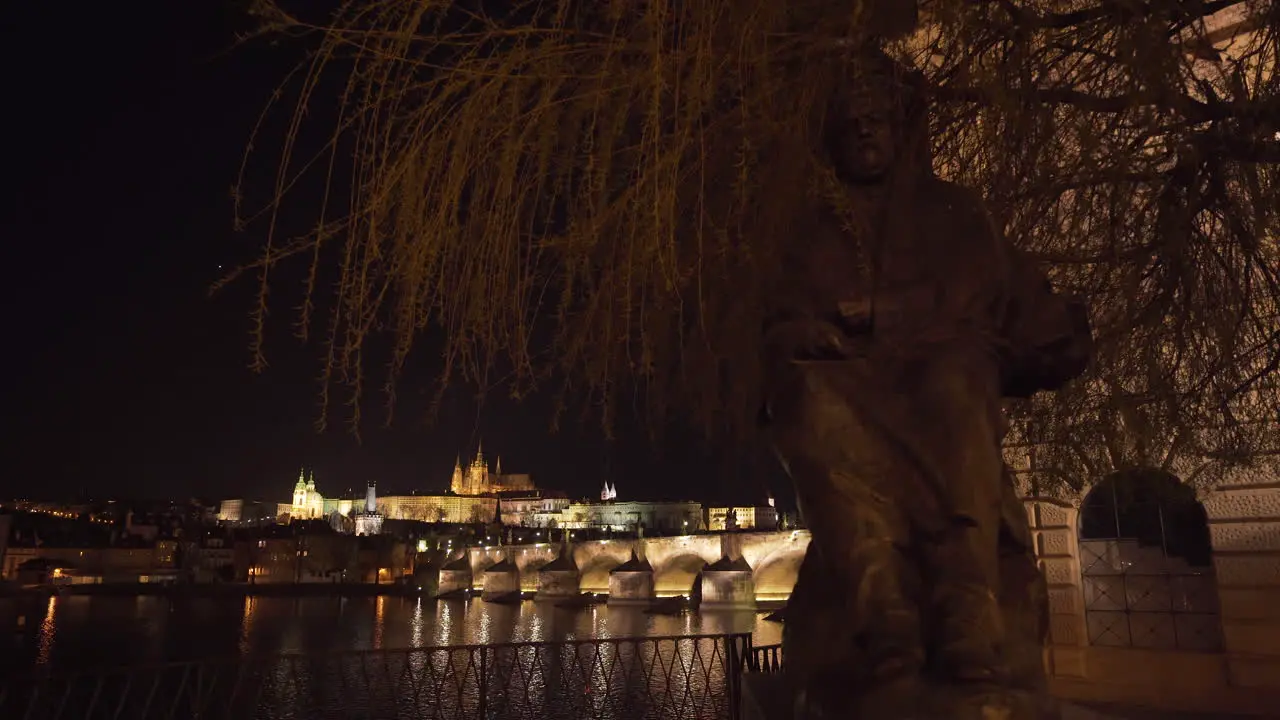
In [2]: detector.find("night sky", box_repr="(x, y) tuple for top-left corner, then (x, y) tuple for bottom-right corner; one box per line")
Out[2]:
(0, 1), (779, 506)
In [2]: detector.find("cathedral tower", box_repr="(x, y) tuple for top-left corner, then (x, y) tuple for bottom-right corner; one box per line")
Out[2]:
(466, 443), (489, 495)
(450, 457), (464, 495)
(292, 468), (308, 509)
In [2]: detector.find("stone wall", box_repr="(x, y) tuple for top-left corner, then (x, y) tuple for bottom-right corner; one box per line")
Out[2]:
(1027, 478), (1280, 714)
(1026, 498), (1089, 678)
(1203, 483), (1280, 690)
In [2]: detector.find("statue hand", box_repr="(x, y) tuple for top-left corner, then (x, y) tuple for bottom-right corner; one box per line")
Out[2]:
(766, 318), (849, 361)
(802, 319), (852, 360)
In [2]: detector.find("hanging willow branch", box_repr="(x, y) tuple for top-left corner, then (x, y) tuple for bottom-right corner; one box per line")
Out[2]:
(231, 0), (1280, 490)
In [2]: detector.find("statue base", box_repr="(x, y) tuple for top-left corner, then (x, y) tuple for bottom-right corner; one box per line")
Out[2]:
(740, 672), (1125, 720)
(741, 673), (795, 720)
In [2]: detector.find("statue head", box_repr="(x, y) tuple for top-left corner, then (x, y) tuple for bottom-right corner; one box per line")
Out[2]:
(823, 49), (927, 185)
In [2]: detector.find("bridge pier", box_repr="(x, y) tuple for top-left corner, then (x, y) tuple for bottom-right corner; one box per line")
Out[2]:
(436, 555), (473, 596)
(700, 556), (756, 609)
(535, 552), (581, 601)
(481, 558), (521, 600)
(608, 551), (656, 605)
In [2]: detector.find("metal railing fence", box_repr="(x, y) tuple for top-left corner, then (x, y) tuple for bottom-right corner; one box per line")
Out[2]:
(2, 634), (756, 720)
(745, 644), (783, 674)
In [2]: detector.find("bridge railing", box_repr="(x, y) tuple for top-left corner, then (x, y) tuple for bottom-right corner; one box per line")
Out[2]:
(2, 633), (754, 720)
(746, 643), (784, 674)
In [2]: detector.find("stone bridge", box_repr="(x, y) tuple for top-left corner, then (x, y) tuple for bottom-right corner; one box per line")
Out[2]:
(461, 530), (810, 603)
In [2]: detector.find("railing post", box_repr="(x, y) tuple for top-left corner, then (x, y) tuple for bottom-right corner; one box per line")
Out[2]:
(726, 634), (746, 720)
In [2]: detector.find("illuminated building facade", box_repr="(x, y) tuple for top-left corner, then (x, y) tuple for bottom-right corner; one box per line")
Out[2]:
(377, 494), (497, 525)
(499, 493), (571, 526)
(530, 485), (703, 533)
(705, 506), (780, 532)
(216, 499), (277, 524)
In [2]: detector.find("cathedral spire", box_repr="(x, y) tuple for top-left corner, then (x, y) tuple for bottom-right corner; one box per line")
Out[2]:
(450, 456), (464, 495)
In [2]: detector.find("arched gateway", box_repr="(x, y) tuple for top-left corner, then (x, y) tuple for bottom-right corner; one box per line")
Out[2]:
(1077, 469), (1220, 652)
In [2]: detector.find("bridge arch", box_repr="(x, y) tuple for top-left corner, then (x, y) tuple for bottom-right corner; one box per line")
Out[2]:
(570, 541), (635, 593)
(652, 553), (711, 597)
(753, 549), (806, 602)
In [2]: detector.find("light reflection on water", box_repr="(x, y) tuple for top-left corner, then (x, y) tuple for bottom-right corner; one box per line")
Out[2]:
(374, 595), (386, 649)
(239, 597), (257, 655)
(35, 597), (57, 665)
(1, 595), (780, 675)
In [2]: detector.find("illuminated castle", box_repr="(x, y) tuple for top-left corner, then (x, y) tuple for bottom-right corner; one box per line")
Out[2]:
(261, 448), (538, 529)
(449, 443), (535, 496)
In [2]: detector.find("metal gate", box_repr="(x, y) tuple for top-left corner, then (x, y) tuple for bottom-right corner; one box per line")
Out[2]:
(1079, 494), (1221, 652)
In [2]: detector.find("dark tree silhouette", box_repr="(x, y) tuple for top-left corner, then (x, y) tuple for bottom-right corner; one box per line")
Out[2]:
(234, 0), (1280, 492)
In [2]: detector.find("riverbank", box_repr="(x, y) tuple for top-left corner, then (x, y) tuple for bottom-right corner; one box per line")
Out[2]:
(0, 582), (790, 609)
(0, 582), (430, 599)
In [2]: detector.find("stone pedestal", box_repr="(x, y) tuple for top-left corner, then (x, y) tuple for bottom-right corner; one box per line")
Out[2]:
(1204, 484), (1280, 689)
(740, 673), (794, 720)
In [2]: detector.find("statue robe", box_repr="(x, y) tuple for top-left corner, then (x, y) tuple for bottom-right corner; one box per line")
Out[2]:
(762, 175), (1089, 690)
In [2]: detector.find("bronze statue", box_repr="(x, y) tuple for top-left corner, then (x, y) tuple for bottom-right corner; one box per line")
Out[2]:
(761, 49), (1091, 719)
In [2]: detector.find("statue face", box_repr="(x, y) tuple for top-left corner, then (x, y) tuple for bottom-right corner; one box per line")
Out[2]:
(829, 92), (896, 184)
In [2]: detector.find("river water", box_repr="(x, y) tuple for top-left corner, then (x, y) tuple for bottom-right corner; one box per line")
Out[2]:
(3, 595), (781, 674)
(4, 596), (779, 719)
